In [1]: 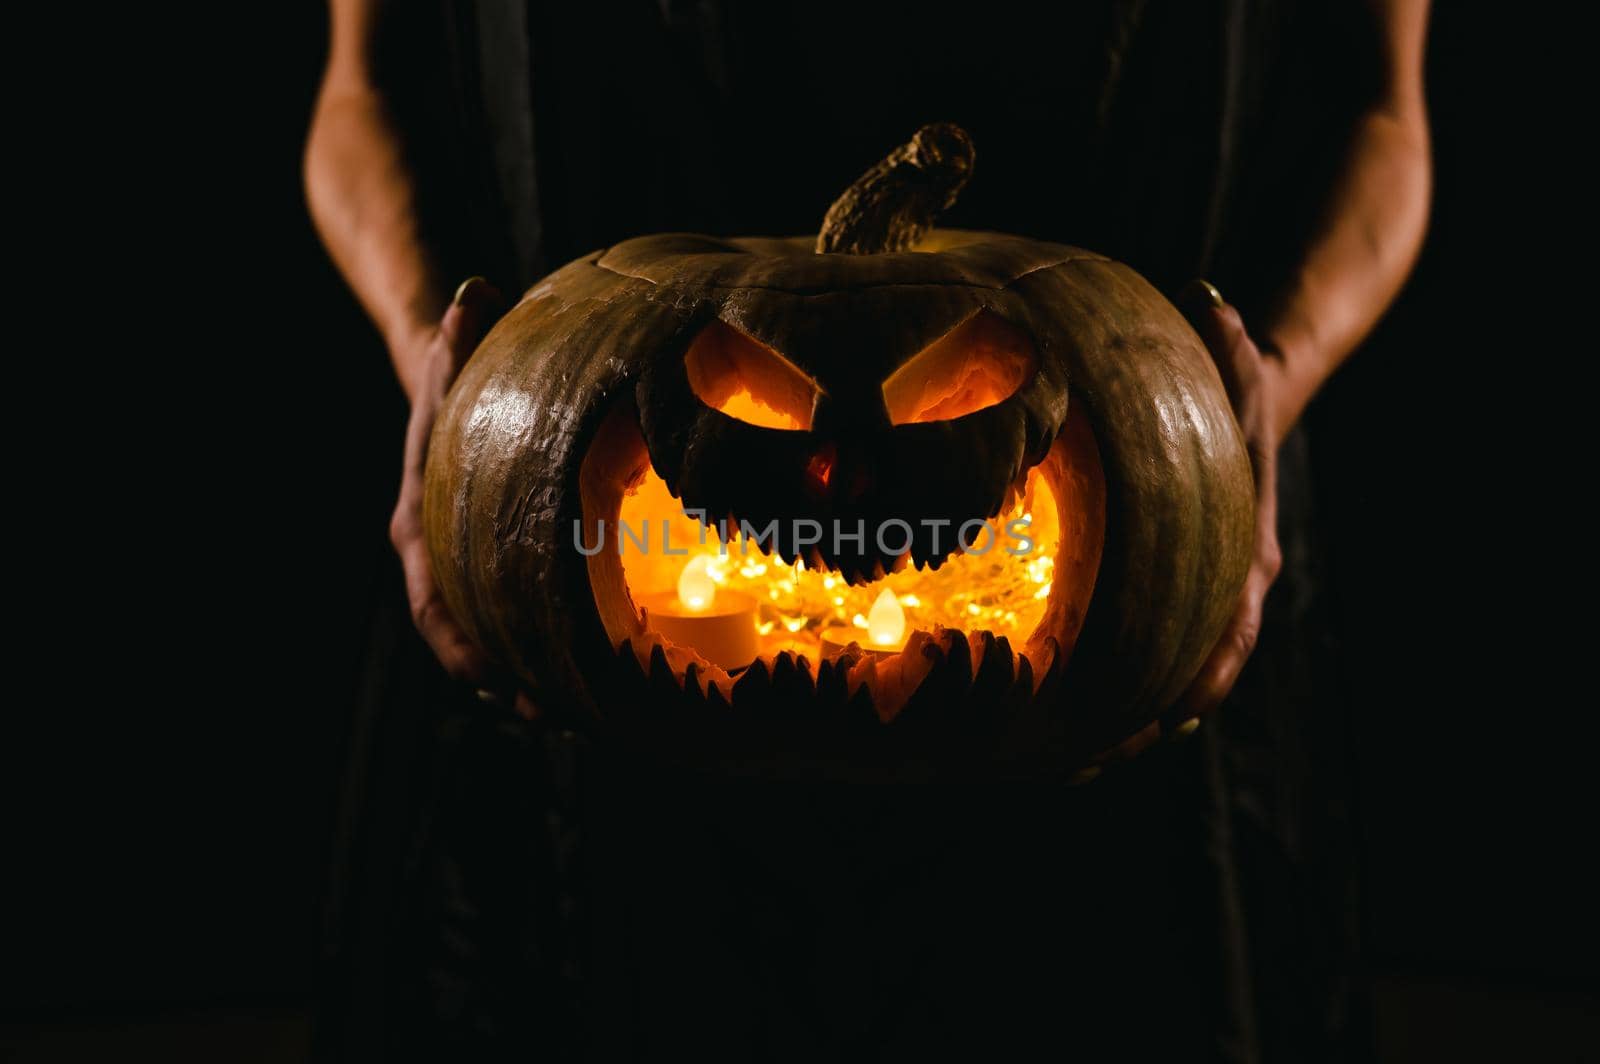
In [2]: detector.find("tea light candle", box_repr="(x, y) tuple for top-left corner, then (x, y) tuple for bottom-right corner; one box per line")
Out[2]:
(820, 589), (909, 661)
(637, 556), (758, 670)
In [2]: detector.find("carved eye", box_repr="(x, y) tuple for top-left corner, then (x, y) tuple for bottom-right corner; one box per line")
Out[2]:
(685, 320), (821, 431)
(881, 309), (1038, 425)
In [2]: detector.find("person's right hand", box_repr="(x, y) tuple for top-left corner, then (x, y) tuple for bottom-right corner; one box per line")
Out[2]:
(388, 278), (532, 712)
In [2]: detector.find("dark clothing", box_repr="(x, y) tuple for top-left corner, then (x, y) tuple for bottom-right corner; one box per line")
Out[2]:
(320, 2), (1376, 1059)
(412, 0), (1380, 316)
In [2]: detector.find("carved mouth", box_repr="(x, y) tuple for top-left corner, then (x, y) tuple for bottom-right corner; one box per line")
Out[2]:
(579, 403), (1106, 723)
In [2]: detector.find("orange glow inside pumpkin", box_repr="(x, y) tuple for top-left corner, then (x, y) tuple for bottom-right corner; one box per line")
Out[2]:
(617, 453), (1064, 661)
(685, 320), (817, 430)
(577, 393), (1106, 718)
(882, 309), (1037, 424)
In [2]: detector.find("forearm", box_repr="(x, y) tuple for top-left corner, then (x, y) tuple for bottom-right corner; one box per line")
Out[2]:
(1259, 0), (1433, 438)
(1261, 109), (1431, 436)
(304, 82), (446, 402)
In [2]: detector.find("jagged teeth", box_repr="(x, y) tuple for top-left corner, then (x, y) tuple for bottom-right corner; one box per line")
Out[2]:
(617, 626), (1060, 727)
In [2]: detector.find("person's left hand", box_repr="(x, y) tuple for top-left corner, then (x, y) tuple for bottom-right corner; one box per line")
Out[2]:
(1174, 280), (1283, 722)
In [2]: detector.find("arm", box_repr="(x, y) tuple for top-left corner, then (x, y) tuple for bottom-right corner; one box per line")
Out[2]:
(305, 1), (520, 703)
(303, 0), (448, 402)
(1260, 0), (1433, 438)
(1164, 0), (1432, 730)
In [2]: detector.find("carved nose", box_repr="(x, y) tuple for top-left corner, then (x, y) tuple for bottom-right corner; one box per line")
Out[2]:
(805, 444), (836, 496)
(805, 444), (872, 502)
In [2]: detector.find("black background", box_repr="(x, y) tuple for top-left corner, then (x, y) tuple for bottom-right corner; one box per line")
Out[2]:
(5, 3), (1595, 1060)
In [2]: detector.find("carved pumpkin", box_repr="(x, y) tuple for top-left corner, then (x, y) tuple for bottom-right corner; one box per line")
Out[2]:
(424, 125), (1253, 779)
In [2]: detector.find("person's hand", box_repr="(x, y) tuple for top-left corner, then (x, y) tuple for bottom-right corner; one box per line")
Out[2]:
(1082, 281), (1282, 773)
(389, 277), (535, 715)
(1173, 279), (1283, 721)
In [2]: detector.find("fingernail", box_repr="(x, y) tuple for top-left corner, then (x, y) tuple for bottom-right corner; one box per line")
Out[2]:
(1100, 722), (1162, 762)
(475, 687), (503, 705)
(1185, 278), (1225, 309)
(1168, 716), (1201, 741)
(453, 276), (488, 306)
(1067, 765), (1102, 786)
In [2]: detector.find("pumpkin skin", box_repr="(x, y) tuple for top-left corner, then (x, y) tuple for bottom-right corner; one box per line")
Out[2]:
(422, 226), (1254, 780)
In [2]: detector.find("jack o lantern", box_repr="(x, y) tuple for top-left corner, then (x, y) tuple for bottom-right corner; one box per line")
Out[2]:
(424, 125), (1253, 780)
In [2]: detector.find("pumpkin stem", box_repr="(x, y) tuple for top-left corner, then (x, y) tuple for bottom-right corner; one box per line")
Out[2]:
(815, 123), (974, 254)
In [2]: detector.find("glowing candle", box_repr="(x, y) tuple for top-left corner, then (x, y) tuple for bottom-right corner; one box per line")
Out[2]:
(638, 555), (758, 670)
(867, 589), (905, 647)
(678, 554), (716, 611)
(821, 589), (911, 661)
